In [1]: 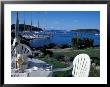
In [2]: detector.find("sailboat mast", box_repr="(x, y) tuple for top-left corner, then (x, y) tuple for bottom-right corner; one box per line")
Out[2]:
(24, 20), (25, 31)
(38, 20), (39, 28)
(15, 11), (19, 69)
(31, 19), (32, 31)
(30, 12), (32, 32)
(24, 12), (25, 31)
(15, 11), (19, 39)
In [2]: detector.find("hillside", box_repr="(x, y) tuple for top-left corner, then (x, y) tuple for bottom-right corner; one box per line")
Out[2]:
(71, 29), (100, 34)
(11, 24), (43, 31)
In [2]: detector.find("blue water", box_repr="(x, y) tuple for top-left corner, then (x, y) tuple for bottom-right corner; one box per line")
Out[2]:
(29, 30), (100, 48)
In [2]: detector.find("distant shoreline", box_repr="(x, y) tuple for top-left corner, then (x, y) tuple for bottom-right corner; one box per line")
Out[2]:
(71, 29), (100, 34)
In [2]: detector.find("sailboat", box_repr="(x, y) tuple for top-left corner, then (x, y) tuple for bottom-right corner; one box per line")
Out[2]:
(95, 33), (100, 36)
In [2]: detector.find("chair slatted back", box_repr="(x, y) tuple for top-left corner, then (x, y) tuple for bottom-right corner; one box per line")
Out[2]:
(72, 54), (91, 77)
(11, 43), (32, 69)
(11, 43), (32, 58)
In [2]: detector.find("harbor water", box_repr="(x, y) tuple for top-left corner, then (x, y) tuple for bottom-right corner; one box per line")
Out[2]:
(29, 30), (100, 48)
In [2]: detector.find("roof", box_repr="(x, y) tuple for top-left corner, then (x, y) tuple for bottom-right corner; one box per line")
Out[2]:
(28, 58), (46, 63)
(27, 61), (52, 69)
(29, 70), (53, 77)
(24, 69), (52, 77)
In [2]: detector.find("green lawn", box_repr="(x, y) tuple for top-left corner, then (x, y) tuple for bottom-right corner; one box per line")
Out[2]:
(35, 47), (100, 77)
(52, 66), (100, 77)
(52, 47), (100, 77)
(54, 47), (100, 58)
(53, 47), (100, 65)
(35, 56), (67, 68)
(52, 69), (72, 77)
(89, 66), (100, 77)
(44, 60), (67, 68)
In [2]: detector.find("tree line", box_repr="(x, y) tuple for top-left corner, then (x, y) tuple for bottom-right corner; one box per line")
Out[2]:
(71, 37), (94, 49)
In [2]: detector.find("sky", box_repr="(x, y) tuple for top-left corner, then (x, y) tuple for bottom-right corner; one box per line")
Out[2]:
(11, 11), (100, 30)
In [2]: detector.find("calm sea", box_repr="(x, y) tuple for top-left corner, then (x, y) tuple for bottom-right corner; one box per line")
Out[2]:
(29, 30), (100, 48)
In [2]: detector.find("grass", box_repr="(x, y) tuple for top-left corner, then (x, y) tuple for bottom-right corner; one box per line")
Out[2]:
(35, 56), (67, 68)
(54, 47), (100, 58)
(45, 60), (67, 68)
(89, 66), (100, 77)
(52, 66), (100, 77)
(53, 47), (100, 65)
(34, 47), (100, 77)
(52, 47), (100, 77)
(52, 69), (72, 77)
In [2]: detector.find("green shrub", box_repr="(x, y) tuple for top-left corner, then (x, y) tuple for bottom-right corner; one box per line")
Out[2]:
(53, 54), (65, 61)
(89, 66), (100, 77)
(52, 69), (72, 77)
(71, 37), (94, 49)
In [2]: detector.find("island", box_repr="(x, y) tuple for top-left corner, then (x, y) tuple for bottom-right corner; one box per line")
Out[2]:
(71, 29), (100, 34)
(11, 24), (43, 32)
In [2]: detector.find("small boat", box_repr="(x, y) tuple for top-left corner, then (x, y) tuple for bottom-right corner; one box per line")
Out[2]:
(95, 33), (100, 36)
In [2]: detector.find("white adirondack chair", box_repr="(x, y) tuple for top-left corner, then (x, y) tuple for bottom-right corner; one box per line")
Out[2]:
(11, 38), (32, 69)
(72, 54), (91, 77)
(11, 43), (32, 58)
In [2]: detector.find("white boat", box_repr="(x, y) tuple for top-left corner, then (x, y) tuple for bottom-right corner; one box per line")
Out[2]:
(95, 33), (100, 36)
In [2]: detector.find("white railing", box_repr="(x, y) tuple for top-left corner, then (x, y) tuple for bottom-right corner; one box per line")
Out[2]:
(11, 73), (28, 77)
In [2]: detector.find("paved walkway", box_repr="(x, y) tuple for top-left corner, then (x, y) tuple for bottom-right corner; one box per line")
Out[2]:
(48, 48), (72, 52)
(53, 63), (73, 72)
